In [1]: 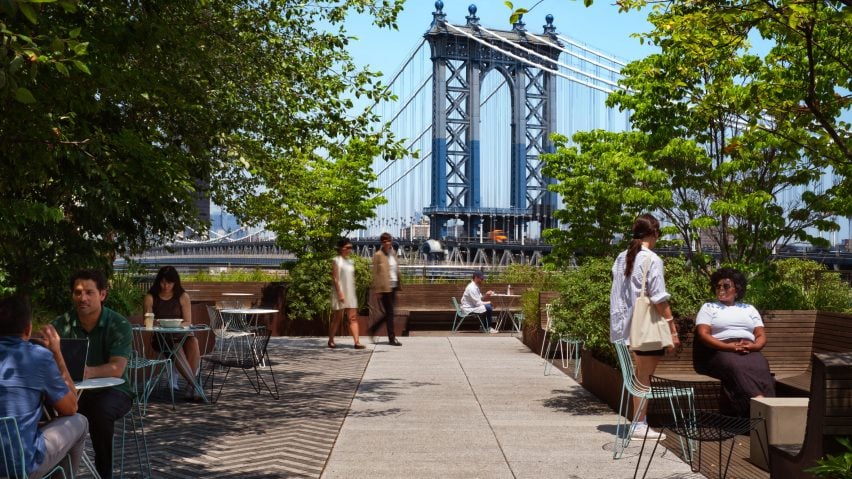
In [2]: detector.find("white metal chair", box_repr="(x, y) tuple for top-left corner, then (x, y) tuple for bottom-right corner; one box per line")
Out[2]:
(116, 396), (151, 479)
(451, 297), (485, 333)
(0, 416), (67, 479)
(542, 304), (583, 378)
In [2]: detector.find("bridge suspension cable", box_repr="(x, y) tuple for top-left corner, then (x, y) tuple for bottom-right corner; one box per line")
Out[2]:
(444, 22), (615, 94)
(476, 25), (621, 89)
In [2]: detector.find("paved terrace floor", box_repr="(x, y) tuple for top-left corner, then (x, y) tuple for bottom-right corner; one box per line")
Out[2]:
(91, 336), (708, 478)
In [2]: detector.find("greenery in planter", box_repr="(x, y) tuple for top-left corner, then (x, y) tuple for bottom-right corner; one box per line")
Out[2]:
(550, 255), (709, 367)
(805, 437), (852, 479)
(747, 259), (852, 313)
(103, 269), (146, 317)
(494, 264), (566, 331)
(182, 269), (285, 283)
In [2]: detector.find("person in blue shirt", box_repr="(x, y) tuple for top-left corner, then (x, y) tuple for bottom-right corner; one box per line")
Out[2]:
(0, 295), (88, 478)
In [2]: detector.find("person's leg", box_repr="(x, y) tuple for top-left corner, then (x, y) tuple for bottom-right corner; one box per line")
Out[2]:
(78, 389), (132, 479)
(632, 354), (662, 423)
(30, 414), (88, 479)
(484, 304), (493, 330)
(346, 308), (362, 346)
(383, 290), (396, 340)
(328, 309), (343, 347)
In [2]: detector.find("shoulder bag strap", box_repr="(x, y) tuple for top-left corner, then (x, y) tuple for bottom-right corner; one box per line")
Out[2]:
(639, 255), (652, 298)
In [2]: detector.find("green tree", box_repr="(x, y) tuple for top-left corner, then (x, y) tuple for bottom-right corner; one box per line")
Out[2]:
(542, 0), (844, 269)
(0, 1), (406, 310)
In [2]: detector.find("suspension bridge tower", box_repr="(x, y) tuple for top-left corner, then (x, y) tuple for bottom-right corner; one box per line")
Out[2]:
(423, 2), (561, 240)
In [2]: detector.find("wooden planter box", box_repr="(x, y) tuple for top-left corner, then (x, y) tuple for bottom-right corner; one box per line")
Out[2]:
(579, 350), (626, 416)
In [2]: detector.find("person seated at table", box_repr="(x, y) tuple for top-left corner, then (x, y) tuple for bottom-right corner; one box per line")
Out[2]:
(143, 265), (202, 401)
(53, 269), (133, 479)
(693, 267), (775, 417)
(461, 271), (497, 333)
(0, 296), (89, 479)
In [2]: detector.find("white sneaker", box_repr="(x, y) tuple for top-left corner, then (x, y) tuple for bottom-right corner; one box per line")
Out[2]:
(631, 423), (666, 440)
(488, 328), (499, 334)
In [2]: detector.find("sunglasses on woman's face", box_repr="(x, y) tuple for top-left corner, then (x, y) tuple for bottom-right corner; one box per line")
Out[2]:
(715, 282), (734, 291)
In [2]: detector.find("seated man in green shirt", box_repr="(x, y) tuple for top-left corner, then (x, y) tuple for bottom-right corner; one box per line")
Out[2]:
(53, 269), (133, 479)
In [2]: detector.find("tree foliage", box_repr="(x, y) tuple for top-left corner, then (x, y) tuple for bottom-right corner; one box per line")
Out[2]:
(1, 1), (406, 310)
(542, 0), (847, 269)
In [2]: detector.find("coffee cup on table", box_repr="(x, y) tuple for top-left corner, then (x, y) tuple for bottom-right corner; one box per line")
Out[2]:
(144, 313), (155, 329)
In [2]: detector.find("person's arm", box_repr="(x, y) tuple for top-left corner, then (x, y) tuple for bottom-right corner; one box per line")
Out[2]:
(84, 356), (128, 380)
(740, 326), (767, 353)
(696, 324), (739, 352)
(653, 300), (680, 349)
(372, 254), (382, 298)
(37, 325), (78, 396)
(180, 292), (192, 325)
(143, 293), (154, 314)
(332, 259), (345, 303)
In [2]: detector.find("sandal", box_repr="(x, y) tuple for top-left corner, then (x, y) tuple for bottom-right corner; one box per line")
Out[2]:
(327, 340), (336, 349)
(354, 344), (366, 349)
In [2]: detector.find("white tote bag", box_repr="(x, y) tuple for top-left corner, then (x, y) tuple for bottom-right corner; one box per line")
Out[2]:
(629, 256), (674, 352)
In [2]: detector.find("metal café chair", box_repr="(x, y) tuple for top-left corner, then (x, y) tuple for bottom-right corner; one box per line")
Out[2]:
(451, 297), (485, 333)
(635, 375), (769, 479)
(612, 340), (693, 460)
(541, 304), (583, 378)
(0, 416), (67, 479)
(128, 326), (174, 415)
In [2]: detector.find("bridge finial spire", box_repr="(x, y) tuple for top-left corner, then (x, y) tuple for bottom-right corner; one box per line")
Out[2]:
(543, 14), (556, 36)
(432, 1), (446, 27)
(466, 4), (480, 27)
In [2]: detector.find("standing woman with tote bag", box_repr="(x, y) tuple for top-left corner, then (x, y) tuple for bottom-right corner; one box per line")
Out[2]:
(609, 214), (680, 439)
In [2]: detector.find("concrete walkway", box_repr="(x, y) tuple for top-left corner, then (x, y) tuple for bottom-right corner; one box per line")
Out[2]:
(323, 337), (701, 479)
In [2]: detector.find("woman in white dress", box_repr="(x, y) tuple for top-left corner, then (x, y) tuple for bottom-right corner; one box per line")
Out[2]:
(329, 238), (364, 349)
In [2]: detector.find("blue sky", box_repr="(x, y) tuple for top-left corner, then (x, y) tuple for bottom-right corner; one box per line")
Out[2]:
(346, 0), (656, 79)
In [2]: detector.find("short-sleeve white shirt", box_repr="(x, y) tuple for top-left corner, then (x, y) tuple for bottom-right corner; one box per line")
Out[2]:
(609, 247), (671, 343)
(695, 301), (763, 342)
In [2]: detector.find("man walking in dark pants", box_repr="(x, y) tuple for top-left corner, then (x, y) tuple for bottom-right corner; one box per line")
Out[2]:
(368, 232), (402, 346)
(53, 269), (133, 479)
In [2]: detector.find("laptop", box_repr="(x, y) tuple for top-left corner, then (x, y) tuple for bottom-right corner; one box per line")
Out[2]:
(59, 338), (89, 383)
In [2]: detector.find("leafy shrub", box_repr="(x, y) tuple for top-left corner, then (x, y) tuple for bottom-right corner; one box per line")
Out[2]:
(550, 257), (615, 364)
(104, 270), (146, 317)
(284, 257), (332, 321)
(748, 259), (852, 312)
(805, 437), (852, 478)
(550, 255), (708, 366)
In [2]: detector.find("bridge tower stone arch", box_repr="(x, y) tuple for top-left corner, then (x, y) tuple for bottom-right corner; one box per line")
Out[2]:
(423, 2), (561, 240)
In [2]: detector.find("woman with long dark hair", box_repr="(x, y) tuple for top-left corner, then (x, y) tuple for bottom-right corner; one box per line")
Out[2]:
(144, 266), (202, 401)
(610, 214), (680, 439)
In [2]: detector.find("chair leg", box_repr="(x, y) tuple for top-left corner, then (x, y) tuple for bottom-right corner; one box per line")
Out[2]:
(613, 383), (630, 459)
(543, 340), (554, 375)
(118, 401), (151, 479)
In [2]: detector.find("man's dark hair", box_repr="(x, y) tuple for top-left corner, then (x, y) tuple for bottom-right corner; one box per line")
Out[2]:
(0, 296), (32, 336)
(379, 232), (392, 243)
(69, 269), (108, 292)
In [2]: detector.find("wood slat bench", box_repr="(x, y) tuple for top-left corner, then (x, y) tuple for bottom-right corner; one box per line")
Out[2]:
(769, 352), (852, 478)
(651, 310), (852, 396)
(392, 283), (528, 333)
(183, 281), (265, 307)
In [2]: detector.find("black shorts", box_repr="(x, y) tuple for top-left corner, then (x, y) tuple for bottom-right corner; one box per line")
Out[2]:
(634, 349), (665, 356)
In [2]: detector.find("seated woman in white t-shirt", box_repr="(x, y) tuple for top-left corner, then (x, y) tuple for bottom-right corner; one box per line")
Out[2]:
(693, 267), (775, 417)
